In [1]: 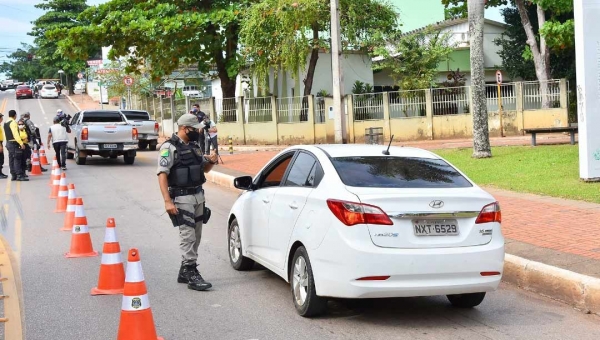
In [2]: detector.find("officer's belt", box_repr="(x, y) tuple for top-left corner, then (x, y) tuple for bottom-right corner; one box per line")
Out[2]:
(169, 186), (203, 198)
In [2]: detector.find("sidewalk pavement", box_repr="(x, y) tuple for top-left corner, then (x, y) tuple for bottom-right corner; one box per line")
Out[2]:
(208, 143), (600, 315)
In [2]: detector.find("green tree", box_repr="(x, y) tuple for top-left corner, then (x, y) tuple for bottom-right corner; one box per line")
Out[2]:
(240, 0), (398, 96)
(58, 0), (248, 98)
(0, 44), (56, 81)
(373, 28), (454, 91)
(94, 62), (152, 99)
(29, 0), (97, 93)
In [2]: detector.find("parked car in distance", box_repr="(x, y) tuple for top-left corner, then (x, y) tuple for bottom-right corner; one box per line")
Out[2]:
(67, 110), (138, 165)
(120, 110), (159, 150)
(15, 85), (33, 99)
(40, 84), (59, 99)
(227, 144), (505, 317)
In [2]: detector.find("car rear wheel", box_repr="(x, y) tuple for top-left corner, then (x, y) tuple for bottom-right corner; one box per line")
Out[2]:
(228, 218), (254, 271)
(138, 141), (148, 150)
(149, 142), (157, 151)
(291, 246), (327, 317)
(74, 145), (86, 165)
(447, 292), (486, 308)
(123, 154), (135, 165)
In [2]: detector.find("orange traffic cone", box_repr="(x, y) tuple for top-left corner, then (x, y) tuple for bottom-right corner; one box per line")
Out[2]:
(48, 157), (58, 186)
(117, 248), (163, 340)
(50, 170), (63, 199)
(54, 176), (69, 213)
(61, 184), (77, 231)
(91, 218), (125, 295)
(64, 198), (98, 258)
(39, 146), (49, 165)
(30, 150), (43, 176)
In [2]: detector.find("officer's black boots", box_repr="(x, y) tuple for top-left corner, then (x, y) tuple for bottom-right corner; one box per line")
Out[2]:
(0, 172), (7, 179)
(177, 263), (212, 291)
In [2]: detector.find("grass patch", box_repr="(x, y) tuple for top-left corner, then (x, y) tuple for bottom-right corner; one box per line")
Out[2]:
(433, 145), (600, 203)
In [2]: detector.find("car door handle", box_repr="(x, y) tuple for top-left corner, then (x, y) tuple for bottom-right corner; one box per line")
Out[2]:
(262, 198), (270, 204)
(289, 202), (298, 210)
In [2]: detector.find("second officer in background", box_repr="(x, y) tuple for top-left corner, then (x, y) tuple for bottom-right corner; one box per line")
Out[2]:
(157, 113), (218, 291)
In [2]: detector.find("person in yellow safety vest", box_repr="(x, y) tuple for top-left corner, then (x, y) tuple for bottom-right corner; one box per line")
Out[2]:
(0, 113), (8, 179)
(4, 110), (28, 181)
(18, 119), (32, 174)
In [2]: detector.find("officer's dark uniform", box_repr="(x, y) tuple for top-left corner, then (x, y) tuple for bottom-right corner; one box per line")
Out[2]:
(157, 133), (212, 291)
(4, 114), (27, 181)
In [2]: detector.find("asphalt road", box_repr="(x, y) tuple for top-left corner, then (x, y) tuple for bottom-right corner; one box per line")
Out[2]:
(2, 91), (600, 340)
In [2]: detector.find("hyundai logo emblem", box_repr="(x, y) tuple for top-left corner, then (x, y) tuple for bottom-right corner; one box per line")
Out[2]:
(429, 200), (444, 209)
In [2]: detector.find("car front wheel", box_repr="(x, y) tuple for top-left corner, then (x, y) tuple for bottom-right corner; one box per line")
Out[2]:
(291, 246), (327, 317)
(447, 292), (486, 308)
(74, 145), (86, 165)
(228, 218), (254, 270)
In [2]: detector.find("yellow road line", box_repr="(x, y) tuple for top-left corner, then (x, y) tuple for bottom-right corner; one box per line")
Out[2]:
(0, 235), (24, 339)
(0, 98), (7, 113)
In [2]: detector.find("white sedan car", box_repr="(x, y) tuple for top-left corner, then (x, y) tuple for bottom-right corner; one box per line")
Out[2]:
(40, 84), (59, 98)
(227, 144), (505, 317)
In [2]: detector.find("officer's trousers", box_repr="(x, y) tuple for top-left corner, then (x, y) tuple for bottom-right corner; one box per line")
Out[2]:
(169, 191), (205, 266)
(7, 142), (24, 177)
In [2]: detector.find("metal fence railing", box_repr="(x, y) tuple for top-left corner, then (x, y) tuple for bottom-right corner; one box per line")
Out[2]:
(486, 83), (517, 112)
(352, 93), (384, 121)
(245, 97), (273, 123)
(432, 86), (470, 116)
(277, 96), (309, 123)
(216, 97), (238, 123)
(389, 90), (427, 118)
(523, 80), (561, 110)
(314, 97), (326, 123)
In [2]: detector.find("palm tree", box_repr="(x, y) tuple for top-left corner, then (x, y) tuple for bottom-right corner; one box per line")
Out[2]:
(468, 0), (492, 158)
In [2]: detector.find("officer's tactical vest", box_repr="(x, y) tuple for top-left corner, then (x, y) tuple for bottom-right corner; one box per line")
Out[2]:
(166, 136), (206, 188)
(4, 121), (15, 141)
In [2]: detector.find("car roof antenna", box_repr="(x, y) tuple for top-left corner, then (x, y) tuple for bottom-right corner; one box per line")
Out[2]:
(382, 135), (394, 155)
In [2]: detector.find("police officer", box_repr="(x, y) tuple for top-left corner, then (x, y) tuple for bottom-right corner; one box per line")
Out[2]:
(22, 112), (48, 172)
(4, 110), (28, 181)
(157, 113), (218, 291)
(0, 113), (8, 179)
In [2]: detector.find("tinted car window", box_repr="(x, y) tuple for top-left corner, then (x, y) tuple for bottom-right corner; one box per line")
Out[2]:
(262, 156), (293, 188)
(331, 156), (472, 188)
(43, 85), (55, 90)
(17, 85), (29, 90)
(82, 111), (124, 123)
(285, 153), (317, 187)
(121, 111), (150, 121)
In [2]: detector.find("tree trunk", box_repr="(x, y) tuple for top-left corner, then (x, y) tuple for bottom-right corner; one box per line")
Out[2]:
(303, 25), (320, 97)
(515, 0), (551, 108)
(468, 0), (491, 158)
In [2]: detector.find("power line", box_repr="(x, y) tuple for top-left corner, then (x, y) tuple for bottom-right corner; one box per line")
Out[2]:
(0, 4), (33, 13)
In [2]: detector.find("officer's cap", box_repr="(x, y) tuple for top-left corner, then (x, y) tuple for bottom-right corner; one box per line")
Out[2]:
(177, 113), (202, 129)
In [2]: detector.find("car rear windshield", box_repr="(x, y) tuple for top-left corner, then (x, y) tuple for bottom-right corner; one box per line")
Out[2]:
(331, 156), (472, 188)
(43, 85), (55, 89)
(82, 111), (124, 123)
(17, 86), (29, 89)
(121, 111), (150, 121)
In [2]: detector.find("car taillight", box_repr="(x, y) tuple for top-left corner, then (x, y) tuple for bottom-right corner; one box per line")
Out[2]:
(475, 202), (501, 224)
(154, 122), (159, 134)
(81, 127), (88, 141)
(132, 128), (138, 140)
(326, 199), (393, 226)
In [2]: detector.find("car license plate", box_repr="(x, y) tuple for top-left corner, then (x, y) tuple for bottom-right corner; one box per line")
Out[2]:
(413, 219), (459, 236)
(104, 144), (117, 149)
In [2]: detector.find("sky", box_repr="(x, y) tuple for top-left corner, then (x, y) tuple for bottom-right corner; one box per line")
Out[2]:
(0, 0), (507, 78)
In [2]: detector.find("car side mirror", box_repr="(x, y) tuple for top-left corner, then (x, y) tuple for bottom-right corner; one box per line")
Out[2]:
(234, 176), (254, 191)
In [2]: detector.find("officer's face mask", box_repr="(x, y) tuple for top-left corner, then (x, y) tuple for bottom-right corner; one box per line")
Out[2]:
(185, 127), (200, 141)
(18, 124), (25, 130)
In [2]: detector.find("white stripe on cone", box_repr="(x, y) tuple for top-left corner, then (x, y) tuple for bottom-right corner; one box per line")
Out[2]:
(72, 225), (89, 234)
(66, 204), (76, 212)
(101, 252), (123, 265)
(121, 294), (151, 311)
(125, 261), (145, 283)
(104, 228), (117, 243)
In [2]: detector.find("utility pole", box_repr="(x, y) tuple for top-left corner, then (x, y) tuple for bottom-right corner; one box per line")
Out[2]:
(330, 0), (347, 144)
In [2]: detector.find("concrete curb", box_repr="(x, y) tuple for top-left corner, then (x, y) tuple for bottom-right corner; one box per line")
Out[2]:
(206, 168), (600, 315)
(65, 95), (81, 111)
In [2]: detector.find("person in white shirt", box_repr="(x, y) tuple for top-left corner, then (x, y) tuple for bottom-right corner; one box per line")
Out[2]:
(200, 115), (218, 158)
(47, 116), (69, 170)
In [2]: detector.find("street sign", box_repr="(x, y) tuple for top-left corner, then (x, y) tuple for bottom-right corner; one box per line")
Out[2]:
(496, 70), (503, 84)
(123, 76), (134, 87)
(77, 72), (84, 79)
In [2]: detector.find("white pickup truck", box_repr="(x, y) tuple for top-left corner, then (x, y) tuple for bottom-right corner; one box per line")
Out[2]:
(119, 110), (159, 151)
(67, 110), (138, 165)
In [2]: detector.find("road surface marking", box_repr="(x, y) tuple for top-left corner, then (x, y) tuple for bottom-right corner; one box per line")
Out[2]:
(0, 235), (24, 339)
(0, 98), (7, 113)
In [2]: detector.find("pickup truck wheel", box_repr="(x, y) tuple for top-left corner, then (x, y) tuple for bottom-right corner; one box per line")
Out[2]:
(138, 141), (148, 150)
(66, 151), (74, 159)
(149, 143), (157, 151)
(123, 155), (135, 165)
(74, 145), (86, 165)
